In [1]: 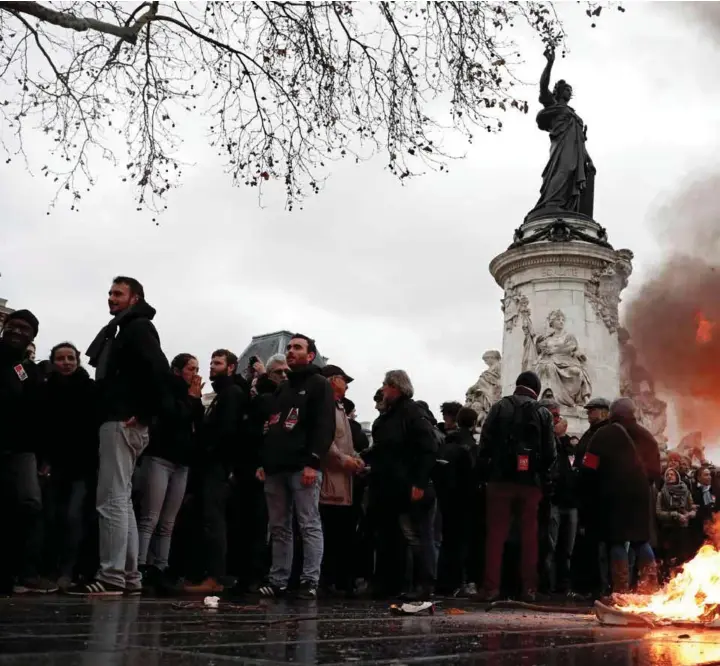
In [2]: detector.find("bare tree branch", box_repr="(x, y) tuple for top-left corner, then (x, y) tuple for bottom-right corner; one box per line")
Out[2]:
(0, 1), (157, 43)
(0, 1), (615, 214)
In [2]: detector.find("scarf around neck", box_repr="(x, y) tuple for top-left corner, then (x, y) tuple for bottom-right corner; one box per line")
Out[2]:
(662, 478), (689, 510)
(699, 483), (715, 507)
(85, 306), (135, 380)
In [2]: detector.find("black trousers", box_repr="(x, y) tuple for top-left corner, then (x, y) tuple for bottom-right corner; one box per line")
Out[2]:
(0, 452), (43, 583)
(228, 473), (268, 587)
(42, 474), (92, 579)
(398, 498), (436, 588)
(198, 462), (232, 579)
(320, 504), (357, 591)
(437, 497), (471, 592)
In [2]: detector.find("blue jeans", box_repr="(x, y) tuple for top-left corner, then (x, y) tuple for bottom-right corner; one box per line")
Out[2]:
(545, 505), (578, 592)
(96, 422), (149, 589)
(265, 470), (323, 587)
(136, 456), (188, 570)
(610, 541), (654, 566)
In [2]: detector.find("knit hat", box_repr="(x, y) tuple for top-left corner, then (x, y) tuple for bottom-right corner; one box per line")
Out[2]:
(515, 371), (541, 397)
(5, 309), (39, 338)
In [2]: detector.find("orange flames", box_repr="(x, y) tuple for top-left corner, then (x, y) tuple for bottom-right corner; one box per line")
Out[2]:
(614, 515), (720, 625)
(696, 311), (715, 345)
(614, 545), (720, 624)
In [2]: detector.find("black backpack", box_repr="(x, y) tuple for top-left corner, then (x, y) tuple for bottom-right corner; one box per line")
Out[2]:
(499, 396), (543, 482)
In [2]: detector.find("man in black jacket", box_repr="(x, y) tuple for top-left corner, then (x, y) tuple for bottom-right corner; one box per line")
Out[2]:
(256, 334), (335, 600)
(573, 396), (612, 597)
(369, 370), (439, 600)
(185, 349), (248, 594)
(540, 400), (580, 596)
(478, 371), (555, 602)
(0, 309), (58, 594)
(70, 276), (170, 596)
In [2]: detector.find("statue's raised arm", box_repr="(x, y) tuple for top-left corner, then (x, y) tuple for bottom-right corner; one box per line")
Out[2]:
(539, 47), (555, 107)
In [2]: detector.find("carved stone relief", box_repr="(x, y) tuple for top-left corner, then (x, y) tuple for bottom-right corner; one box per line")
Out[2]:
(585, 251), (633, 334)
(501, 282), (530, 333)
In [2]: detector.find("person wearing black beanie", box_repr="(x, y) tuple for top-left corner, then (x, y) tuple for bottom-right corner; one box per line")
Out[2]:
(477, 370), (556, 602)
(515, 371), (542, 398)
(0, 308), (58, 594)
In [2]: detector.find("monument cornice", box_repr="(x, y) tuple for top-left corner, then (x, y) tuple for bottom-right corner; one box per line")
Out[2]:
(489, 241), (619, 287)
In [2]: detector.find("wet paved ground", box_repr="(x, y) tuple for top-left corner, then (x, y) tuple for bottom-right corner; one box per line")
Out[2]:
(0, 597), (719, 665)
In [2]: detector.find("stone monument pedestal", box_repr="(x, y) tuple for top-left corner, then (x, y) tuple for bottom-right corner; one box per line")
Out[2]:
(489, 214), (633, 435)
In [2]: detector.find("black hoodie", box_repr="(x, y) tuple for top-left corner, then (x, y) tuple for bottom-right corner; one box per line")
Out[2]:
(0, 339), (45, 456)
(95, 301), (170, 425)
(261, 365), (335, 475)
(44, 366), (99, 479)
(197, 374), (248, 468)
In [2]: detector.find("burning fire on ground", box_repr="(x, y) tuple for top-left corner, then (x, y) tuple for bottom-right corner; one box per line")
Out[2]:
(612, 545), (720, 625)
(606, 516), (720, 626)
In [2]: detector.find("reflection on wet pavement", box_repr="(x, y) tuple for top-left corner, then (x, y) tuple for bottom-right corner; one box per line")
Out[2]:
(0, 597), (718, 665)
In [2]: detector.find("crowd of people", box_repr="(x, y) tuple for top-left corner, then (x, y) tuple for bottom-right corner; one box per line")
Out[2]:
(1, 276), (718, 601)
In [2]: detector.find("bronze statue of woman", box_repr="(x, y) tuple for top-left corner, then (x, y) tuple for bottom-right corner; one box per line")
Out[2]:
(526, 48), (596, 222)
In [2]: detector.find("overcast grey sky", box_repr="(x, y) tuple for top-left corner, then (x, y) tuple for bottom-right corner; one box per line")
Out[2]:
(1, 2), (719, 426)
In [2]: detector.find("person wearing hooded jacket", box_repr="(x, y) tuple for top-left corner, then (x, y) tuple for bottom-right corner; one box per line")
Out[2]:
(256, 334), (335, 600)
(69, 276), (171, 597)
(185, 349), (248, 594)
(43, 342), (99, 589)
(656, 466), (696, 580)
(478, 370), (556, 602)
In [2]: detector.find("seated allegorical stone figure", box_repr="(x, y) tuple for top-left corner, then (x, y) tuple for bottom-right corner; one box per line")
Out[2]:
(522, 309), (592, 408)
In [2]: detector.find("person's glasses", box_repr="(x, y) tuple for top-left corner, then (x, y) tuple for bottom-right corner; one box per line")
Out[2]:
(270, 369), (288, 376)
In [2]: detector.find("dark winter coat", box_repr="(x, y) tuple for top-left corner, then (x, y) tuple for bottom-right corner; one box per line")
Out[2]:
(349, 418), (370, 454)
(145, 373), (205, 467)
(246, 374), (280, 473)
(615, 415), (662, 486)
(551, 435), (579, 509)
(691, 481), (717, 546)
(261, 365), (335, 475)
(43, 367), (99, 479)
(478, 389), (556, 487)
(435, 427), (477, 507)
(574, 419), (609, 472)
(95, 301), (171, 425)
(197, 375), (248, 469)
(0, 339), (45, 456)
(368, 395), (439, 508)
(579, 421), (651, 543)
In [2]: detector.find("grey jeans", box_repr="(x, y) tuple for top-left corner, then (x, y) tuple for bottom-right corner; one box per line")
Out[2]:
(96, 421), (149, 589)
(265, 470), (323, 587)
(545, 505), (578, 592)
(136, 456), (189, 570)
